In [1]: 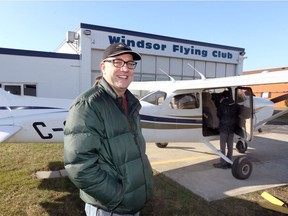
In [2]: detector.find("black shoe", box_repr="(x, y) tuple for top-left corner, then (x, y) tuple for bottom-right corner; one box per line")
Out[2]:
(226, 163), (232, 169)
(213, 163), (228, 169)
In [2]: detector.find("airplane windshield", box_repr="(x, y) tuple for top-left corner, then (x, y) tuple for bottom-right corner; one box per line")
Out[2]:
(140, 91), (167, 106)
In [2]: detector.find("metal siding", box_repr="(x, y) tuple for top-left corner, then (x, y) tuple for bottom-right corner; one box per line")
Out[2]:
(194, 61), (206, 78)
(206, 62), (216, 78)
(156, 56), (169, 76)
(141, 55), (156, 74)
(216, 63), (226, 77)
(226, 64), (236, 77)
(170, 58), (182, 76)
(183, 59), (196, 78)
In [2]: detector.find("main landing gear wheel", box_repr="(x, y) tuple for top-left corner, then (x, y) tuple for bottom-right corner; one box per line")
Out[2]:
(232, 156), (253, 180)
(236, 140), (248, 153)
(155, 142), (168, 148)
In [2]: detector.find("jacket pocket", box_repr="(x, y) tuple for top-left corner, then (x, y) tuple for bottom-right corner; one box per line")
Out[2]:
(105, 132), (140, 170)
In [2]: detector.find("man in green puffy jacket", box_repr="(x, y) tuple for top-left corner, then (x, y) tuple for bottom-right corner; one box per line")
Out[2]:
(64, 43), (153, 216)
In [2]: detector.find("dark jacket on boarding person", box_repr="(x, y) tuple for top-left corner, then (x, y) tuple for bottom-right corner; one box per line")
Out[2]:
(217, 96), (238, 134)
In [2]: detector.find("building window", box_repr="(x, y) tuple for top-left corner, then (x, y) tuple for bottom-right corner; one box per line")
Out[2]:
(261, 92), (271, 98)
(24, 84), (37, 96)
(4, 85), (21, 95)
(1, 83), (37, 96)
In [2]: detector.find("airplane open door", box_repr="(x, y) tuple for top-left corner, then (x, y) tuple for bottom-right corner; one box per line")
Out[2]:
(235, 87), (254, 142)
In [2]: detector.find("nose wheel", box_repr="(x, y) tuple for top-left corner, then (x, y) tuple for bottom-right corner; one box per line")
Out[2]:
(155, 142), (168, 148)
(231, 156), (253, 180)
(236, 140), (248, 153)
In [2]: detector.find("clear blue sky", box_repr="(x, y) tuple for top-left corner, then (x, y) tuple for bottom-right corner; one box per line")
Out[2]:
(0, 1), (287, 72)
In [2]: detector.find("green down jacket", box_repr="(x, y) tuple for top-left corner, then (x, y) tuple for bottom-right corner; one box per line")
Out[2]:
(64, 78), (153, 214)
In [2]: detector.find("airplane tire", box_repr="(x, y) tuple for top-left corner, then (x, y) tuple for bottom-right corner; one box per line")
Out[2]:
(236, 140), (248, 153)
(155, 142), (168, 148)
(232, 156), (252, 180)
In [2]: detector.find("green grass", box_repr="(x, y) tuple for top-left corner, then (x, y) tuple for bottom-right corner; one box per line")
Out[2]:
(0, 143), (84, 216)
(0, 143), (287, 216)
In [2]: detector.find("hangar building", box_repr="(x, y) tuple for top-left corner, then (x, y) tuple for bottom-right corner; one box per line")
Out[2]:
(0, 23), (245, 99)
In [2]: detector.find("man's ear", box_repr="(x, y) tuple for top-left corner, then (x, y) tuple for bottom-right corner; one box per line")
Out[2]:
(99, 62), (106, 75)
(100, 61), (105, 70)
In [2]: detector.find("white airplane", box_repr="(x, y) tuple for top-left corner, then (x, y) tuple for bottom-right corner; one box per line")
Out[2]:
(1, 70), (288, 180)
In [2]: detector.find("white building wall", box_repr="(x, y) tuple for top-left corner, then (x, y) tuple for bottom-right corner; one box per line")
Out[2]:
(0, 51), (80, 99)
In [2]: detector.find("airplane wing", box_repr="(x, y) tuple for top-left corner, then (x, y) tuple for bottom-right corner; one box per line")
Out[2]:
(0, 126), (22, 143)
(129, 80), (174, 91)
(129, 70), (288, 93)
(270, 93), (288, 104)
(183, 70), (288, 91)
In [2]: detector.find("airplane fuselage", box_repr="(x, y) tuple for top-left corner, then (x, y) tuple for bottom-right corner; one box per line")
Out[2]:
(0, 87), (275, 144)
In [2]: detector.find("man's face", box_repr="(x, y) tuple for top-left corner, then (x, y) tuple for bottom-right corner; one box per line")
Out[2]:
(100, 53), (135, 97)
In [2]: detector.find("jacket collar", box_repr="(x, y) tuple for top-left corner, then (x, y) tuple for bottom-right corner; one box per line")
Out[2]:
(98, 78), (118, 100)
(98, 77), (141, 114)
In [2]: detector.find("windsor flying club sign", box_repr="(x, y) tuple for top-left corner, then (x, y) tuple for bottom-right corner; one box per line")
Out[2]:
(90, 30), (240, 64)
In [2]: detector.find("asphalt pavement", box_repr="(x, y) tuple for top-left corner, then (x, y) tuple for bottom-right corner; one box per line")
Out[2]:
(146, 125), (288, 201)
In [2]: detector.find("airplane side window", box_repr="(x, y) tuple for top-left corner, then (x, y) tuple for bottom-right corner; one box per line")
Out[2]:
(171, 93), (199, 109)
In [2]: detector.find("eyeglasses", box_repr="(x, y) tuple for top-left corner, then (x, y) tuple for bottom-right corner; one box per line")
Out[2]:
(104, 59), (137, 69)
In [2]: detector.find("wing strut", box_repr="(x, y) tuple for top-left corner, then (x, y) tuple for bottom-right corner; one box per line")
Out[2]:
(203, 139), (233, 164)
(203, 139), (253, 180)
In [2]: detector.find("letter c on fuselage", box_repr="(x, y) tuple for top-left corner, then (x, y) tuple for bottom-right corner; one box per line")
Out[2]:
(32, 122), (53, 139)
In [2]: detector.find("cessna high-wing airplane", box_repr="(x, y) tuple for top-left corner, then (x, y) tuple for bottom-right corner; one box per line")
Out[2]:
(1, 70), (288, 180)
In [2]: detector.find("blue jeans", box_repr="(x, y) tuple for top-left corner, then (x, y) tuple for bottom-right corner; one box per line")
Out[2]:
(85, 203), (140, 216)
